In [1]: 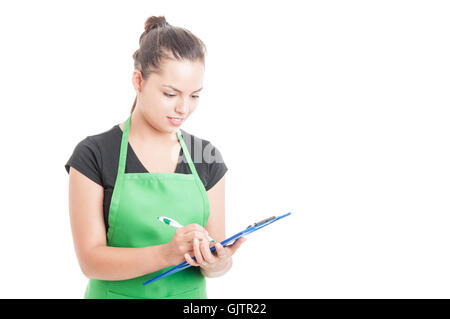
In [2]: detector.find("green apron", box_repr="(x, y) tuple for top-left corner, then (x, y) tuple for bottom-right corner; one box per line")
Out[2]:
(84, 113), (210, 299)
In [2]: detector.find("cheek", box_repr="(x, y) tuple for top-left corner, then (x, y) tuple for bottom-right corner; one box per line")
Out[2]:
(145, 90), (170, 104)
(189, 103), (199, 114)
(147, 96), (174, 114)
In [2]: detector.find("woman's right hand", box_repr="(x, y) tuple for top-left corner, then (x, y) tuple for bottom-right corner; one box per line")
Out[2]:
(164, 224), (211, 265)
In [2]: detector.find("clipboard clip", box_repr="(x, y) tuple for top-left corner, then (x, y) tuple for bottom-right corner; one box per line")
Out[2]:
(246, 216), (276, 229)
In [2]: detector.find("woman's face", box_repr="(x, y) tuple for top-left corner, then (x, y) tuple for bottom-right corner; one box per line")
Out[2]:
(133, 58), (204, 135)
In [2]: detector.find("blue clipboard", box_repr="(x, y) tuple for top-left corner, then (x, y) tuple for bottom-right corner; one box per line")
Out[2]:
(142, 212), (291, 286)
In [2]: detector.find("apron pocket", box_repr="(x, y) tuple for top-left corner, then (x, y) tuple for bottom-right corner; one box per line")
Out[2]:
(106, 289), (144, 299)
(106, 287), (201, 299)
(164, 287), (200, 299)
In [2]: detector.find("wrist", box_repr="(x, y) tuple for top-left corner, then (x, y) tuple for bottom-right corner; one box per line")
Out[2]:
(156, 243), (172, 268)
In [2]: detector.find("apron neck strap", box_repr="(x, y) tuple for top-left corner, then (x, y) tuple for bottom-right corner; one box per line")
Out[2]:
(176, 129), (200, 178)
(117, 114), (131, 176)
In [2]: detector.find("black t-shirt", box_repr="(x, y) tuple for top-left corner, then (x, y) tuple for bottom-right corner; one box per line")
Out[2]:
(65, 124), (228, 232)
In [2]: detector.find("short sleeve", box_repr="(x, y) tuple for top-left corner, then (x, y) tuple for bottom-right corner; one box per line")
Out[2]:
(204, 143), (228, 191)
(65, 137), (103, 187)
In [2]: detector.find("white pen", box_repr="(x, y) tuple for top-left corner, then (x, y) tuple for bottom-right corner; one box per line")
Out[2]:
(157, 216), (216, 243)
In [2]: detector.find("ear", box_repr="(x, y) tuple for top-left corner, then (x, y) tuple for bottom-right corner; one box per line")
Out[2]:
(132, 70), (143, 92)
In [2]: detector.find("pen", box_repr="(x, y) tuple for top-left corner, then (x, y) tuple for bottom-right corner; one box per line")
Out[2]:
(157, 216), (216, 243)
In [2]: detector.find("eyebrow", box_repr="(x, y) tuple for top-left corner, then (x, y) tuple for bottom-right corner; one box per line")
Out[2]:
(162, 84), (203, 93)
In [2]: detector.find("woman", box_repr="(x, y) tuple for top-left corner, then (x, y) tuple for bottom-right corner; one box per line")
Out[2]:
(65, 15), (246, 299)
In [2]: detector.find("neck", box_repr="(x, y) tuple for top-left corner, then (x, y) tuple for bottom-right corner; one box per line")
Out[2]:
(129, 109), (179, 146)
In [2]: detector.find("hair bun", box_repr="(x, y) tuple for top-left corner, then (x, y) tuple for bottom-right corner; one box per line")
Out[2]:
(144, 16), (169, 34)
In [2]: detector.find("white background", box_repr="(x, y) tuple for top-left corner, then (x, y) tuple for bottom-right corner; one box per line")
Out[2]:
(0, 0), (449, 298)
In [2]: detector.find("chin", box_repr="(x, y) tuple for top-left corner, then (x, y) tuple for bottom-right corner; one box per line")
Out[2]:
(164, 126), (180, 134)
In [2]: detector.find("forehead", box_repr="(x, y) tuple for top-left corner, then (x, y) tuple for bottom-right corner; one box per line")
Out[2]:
(156, 58), (204, 85)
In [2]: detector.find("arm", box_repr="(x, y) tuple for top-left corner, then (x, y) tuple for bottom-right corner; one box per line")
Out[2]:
(69, 166), (210, 281)
(68, 167), (173, 281)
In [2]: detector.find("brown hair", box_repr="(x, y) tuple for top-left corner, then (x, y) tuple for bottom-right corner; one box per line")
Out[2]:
(130, 16), (207, 113)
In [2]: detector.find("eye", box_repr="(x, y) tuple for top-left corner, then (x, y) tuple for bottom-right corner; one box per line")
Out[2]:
(192, 95), (200, 99)
(164, 92), (176, 97)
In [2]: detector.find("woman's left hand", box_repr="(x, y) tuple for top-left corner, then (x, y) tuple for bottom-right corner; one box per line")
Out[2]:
(184, 237), (246, 274)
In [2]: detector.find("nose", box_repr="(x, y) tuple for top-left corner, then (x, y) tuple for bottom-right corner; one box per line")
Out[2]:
(175, 98), (189, 116)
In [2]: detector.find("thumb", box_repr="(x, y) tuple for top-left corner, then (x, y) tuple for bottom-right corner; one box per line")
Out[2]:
(229, 237), (246, 254)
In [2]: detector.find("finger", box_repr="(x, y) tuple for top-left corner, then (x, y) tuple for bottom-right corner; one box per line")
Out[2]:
(193, 238), (205, 265)
(184, 223), (207, 234)
(173, 227), (185, 240)
(177, 224), (200, 240)
(200, 239), (215, 263)
(185, 231), (209, 244)
(215, 242), (228, 259)
(184, 253), (199, 267)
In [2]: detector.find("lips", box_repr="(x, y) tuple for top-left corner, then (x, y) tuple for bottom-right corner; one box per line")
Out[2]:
(168, 116), (184, 126)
